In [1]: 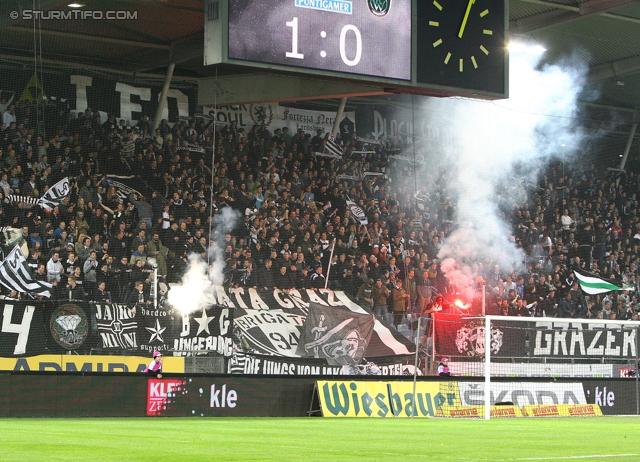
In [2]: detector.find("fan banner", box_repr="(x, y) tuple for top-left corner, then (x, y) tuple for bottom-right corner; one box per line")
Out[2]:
(105, 178), (142, 202)
(296, 303), (375, 366)
(94, 303), (234, 357)
(225, 287), (413, 359)
(434, 314), (638, 359)
(228, 352), (418, 376)
(0, 291), (409, 360)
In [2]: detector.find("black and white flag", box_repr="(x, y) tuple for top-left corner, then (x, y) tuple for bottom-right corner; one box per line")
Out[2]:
(346, 198), (368, 225)
(6, 195), (39, 206)
(176, 144), (206, 155)
(315, 152), (342, 159)
(0, 246), (52, 297)
(107, 179), (142, 202)
(324, 136), (342, 157)
(297, 303), (375, 366)
(39, 177), (70, 211)
(7, 177), (70, 211)
(336, 175), (362, 182)
(95, 304), (139, 349)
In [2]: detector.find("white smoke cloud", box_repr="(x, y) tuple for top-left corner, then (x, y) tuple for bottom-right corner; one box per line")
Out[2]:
(417, 45), (590, 298)
(167, 207), (241, 314)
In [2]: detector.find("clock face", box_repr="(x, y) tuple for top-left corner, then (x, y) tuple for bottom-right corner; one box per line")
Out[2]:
(416, 0), (507, 96)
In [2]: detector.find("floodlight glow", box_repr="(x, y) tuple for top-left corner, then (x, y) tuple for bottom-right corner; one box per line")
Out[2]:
(68, 2), (85, 8)
(508, 41), (547, 54)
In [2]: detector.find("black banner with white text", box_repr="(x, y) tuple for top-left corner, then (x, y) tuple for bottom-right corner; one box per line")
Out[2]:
(435, 314), (638, 359)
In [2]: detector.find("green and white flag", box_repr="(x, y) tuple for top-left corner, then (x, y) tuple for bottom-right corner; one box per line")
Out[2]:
(573, 269), (630, 295)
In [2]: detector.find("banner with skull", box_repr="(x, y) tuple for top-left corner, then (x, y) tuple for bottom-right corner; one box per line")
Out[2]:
(296, 303), (375, 366)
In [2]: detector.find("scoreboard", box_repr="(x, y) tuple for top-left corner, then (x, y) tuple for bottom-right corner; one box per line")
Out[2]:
(204, 0), (508, 99)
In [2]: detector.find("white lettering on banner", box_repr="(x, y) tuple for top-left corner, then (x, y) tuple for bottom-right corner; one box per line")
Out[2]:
(180, 313), (190, 337)
(243, 356), (262, 374)
(203, 104), (356, 136)
(115, 83), (151, 125)
(70, 75), (92, 114)
(532, 322), (636, 357)
(248, 288), (269, 310)
(173, 336), (233, 356)
(594, 386), (615, 407)
(149, 381), (179, 398)
(219, 285), (345, 311)
(371, 109), (460, 146)
(157, 89), (189, 121)
(99, 331), (137, 348)
(95, 304), (136, 321)
(219, 308), (230, 335)
(210, 384), (237, 408)
(459, 382), (585, 407)
(274, 289), (294, 309)
(215, 286), (235, 308)
(2, 304), (34, 355)
(228, 287), (248, 309)
(320, 289), (343, 307)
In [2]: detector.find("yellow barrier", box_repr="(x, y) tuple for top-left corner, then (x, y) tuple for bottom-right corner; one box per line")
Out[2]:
(521, 403), (603, 417)
(387, 381), (460, 418)
(438, 405), (523, 418)
(0, 355), (185, 373)
(317, 381), (391, 417)
(316, 380), (461, 418)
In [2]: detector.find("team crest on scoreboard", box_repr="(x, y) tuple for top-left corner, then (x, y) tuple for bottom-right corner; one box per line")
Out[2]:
(50, 303), (88, 349)
(368, 0), (391, 16)
(455, 323), (503, 357)
(249, 104), (274, 128)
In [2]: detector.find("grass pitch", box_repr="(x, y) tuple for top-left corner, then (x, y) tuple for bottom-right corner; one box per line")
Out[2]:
(1, 417), (639, 461)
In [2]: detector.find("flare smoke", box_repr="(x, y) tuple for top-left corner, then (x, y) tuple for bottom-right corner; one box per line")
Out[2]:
(167, 207), (240, 314)
(418, 46), (590, 298)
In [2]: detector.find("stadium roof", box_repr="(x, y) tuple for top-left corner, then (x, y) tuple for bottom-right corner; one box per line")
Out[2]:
(0, 0), (639, 114)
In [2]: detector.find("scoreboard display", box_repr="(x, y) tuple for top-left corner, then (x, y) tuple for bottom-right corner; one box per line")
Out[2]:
(228, 0), (412, 81)
(204, 0), (508, 99)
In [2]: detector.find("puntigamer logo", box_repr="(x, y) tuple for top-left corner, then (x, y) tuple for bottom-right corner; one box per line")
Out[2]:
(294, 0), (353, 15)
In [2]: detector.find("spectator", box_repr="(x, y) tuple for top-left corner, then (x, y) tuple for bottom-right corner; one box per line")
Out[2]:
(372, 278), (390, 322)
(391, 279), (410, 327)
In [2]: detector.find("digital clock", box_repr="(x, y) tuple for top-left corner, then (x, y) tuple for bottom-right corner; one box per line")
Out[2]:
(226, 0), (412, 81)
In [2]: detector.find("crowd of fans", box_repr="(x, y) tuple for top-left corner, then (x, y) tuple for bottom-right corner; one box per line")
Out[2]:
(1, 93), (640, 329)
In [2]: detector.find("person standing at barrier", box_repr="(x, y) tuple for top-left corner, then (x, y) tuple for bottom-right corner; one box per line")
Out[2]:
(145, 351), (163, 378)
(436, 357), (451, 377)
(372, 278), (390, 323)
(392, 278), (410, 327)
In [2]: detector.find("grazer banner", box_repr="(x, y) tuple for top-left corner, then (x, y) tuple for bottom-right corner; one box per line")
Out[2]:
(146, 377), (314, 417)
(435, 315), (638, 359)
(228, 352), (419, 376)
(225, 287), (413, 360)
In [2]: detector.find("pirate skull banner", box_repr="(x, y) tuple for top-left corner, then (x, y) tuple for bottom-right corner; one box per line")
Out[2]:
(296, 303), (375, 366)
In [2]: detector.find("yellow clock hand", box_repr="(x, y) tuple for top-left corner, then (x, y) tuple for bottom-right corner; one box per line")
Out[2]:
(458, 0), (476, 38)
